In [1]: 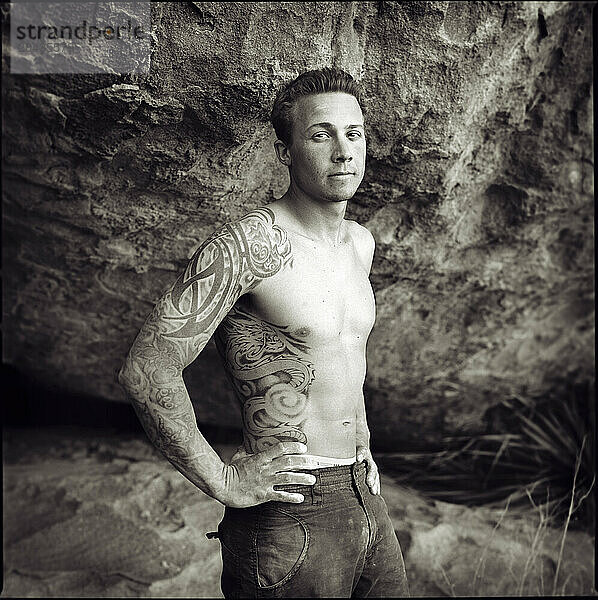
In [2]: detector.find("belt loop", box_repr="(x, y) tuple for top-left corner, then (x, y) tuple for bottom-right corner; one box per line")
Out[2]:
(311, 470), (323, 505)
(352, 461), (363, 489)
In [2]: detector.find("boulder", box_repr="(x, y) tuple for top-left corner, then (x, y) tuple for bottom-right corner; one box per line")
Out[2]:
(2, 2), (593, 446)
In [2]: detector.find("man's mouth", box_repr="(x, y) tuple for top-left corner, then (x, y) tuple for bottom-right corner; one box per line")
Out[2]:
(329, 172), (355, 177)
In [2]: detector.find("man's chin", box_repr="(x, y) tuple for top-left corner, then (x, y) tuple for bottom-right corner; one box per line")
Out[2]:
(324, 180), (362, 203)
(327, 196), (354, 203)
(323, 193), (357, 203)
(322, 187), (359, 203)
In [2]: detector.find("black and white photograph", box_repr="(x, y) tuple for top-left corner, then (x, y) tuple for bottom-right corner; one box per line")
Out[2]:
(2, 1), (595, 597)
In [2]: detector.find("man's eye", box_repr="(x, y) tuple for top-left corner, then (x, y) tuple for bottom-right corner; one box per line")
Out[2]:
(347, 131), (363, 139)
(312, 132), (330, 140)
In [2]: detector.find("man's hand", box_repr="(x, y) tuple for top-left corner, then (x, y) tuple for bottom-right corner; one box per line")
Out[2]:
(357, 445), (380, 495)
(218, 442), (317, 508)
(229, 443), (250, 463)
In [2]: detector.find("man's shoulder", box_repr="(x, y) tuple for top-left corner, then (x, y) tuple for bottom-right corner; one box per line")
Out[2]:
(228, 207), (292, 278)
(199, 207), (288, 247)
(222, 206), (280, 233)
(237, 206), (277, 224)
(184, 206), (291, 284)
(344, 219), (375, 250)
(344, 219), (375, 272)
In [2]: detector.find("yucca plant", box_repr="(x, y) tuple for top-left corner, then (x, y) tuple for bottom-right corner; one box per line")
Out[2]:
(376, 381), (595, 529)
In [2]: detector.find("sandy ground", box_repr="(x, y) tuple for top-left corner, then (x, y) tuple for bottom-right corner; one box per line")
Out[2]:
(2, 428), (595, 597)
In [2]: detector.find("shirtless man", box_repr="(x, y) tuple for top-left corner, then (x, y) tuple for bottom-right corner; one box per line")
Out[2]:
(118, 68), (409, 598)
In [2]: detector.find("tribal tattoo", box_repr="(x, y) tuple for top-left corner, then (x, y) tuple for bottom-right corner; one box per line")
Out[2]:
(215, 306), (315, 453)
(165, 207), (292, 341)
(119, 208), (293, 477)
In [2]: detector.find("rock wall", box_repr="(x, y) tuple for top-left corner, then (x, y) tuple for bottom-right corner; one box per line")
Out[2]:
(2, 2), (594, 447)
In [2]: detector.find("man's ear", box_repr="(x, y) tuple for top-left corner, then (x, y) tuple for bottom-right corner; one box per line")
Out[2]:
(274, 139), (292, 167)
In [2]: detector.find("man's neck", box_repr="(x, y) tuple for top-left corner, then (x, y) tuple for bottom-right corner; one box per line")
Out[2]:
(277, 184), (347, 247)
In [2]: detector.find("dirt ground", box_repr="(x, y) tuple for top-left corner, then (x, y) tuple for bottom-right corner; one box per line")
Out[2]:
(2, 428), (595, 597)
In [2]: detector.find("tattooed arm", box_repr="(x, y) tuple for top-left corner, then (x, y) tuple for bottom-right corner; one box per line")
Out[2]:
(118, 208), (316, 507)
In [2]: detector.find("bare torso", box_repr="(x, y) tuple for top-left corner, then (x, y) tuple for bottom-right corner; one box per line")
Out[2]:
(119, 88), (381, 506)
(214, 204), (376, 459)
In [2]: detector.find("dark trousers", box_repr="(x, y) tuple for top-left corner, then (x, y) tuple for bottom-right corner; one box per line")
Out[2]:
(216, 461), (409, 598)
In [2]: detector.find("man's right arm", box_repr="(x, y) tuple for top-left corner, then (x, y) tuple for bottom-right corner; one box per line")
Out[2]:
(117, 208), (315, 506)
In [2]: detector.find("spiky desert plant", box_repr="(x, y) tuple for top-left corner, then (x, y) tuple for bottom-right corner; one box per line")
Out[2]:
(376, 381), (595, 529)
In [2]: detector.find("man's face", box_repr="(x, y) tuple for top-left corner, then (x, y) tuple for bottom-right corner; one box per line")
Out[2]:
(281, 92), (366, 203)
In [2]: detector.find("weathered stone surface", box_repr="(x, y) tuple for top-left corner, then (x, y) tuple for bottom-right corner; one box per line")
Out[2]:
(3, 429), (225, 597)
(3, 430), (595, 597)
(2, 2), (593, 446)
(383, 476), (595, 596)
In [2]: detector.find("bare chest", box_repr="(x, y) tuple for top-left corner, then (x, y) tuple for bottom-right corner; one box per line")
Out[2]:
(244, 238), (376, 345)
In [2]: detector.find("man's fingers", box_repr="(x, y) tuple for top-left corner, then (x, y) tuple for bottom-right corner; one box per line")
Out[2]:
(367, 466), (379, 482)
(230, 444), (248, 462)
(367, 470), (380, 495)
(275, 471), (316, 486)
(264, 441), (307, 460)
(270, 455), (319, 472)
(272, 491), (305, 503)
(357, 447), (373, 465)
(359, 449), (380, 495)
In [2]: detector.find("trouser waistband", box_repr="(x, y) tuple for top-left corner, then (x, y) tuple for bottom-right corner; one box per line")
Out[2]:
(301, 454), (357, 469)
(301, 461), (364, 484)
(272, 461), (367, 504)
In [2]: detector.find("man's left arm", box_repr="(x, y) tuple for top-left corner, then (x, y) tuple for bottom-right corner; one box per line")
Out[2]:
(356, 396), (380, 495)
(352, 220), (380, 495)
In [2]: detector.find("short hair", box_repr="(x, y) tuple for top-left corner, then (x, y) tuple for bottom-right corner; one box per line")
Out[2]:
(270, 67), (364, 146)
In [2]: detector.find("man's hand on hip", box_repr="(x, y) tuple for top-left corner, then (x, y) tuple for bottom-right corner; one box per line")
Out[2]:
(218, 442), (316, 508)
(357, 445), (380, 495)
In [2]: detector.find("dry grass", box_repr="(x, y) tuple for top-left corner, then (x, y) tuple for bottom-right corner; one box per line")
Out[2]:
(551, 434), (595, 595)
(377, 382), (595, 596)
(436, 443), (594, 596)
(375, 381), (595, 531)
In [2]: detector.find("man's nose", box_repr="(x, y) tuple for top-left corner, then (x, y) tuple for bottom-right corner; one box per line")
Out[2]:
(332, 137), (352, 163)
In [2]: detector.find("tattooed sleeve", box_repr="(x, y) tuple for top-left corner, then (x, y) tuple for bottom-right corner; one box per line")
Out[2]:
(118, 208), (292, 484)
(215, 306), (315, 453)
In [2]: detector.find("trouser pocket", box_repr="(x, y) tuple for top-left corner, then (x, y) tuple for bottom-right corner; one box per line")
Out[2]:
(218, 512), (251, 599)
(256, 506), (310, 590)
